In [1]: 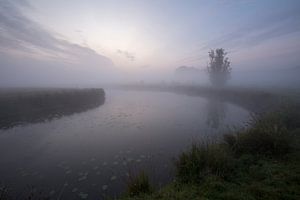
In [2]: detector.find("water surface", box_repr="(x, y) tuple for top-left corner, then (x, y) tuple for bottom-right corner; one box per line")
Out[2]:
(0, 90), (250, 199)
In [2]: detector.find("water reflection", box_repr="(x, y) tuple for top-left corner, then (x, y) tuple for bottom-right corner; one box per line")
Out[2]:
(0, 90), (250, 199)
(206, 98), (226, 129)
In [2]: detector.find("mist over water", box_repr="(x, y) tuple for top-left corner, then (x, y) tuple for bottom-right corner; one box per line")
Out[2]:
(1, 0), (300, 199)
(0, 90), (250, 198)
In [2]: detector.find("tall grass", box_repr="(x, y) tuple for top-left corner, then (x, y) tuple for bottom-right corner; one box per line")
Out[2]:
(175, 143), (233, 183)
(0, 88), (105, 129)
(125, 171), (153, 197)
(224, 106), (299, 157)
(175, 104), (299, 184)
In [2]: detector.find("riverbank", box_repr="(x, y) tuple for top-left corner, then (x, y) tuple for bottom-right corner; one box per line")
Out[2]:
(114, 84), (285, 113)
(119, 99), (300, 200)
(0, 88), (105, 129)
(0, 86), (299, 199)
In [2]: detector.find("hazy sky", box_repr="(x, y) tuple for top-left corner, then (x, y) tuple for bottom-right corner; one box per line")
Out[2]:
(1, 0), (300, 85)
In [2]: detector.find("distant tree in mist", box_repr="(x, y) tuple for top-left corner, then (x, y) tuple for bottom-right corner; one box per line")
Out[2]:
(207, 48), (231, 87)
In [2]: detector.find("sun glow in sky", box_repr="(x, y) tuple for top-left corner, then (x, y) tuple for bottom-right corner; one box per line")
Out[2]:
(1, 0), (300, 75)
(27, 0), (174, 70)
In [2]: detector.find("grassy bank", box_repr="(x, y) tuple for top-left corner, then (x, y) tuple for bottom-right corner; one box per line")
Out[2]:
(120, 103), (300, 200)
(115, 84), (284, 113)
(0, 88), (105, 129)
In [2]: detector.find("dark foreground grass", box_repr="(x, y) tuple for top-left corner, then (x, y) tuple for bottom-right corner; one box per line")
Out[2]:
(125, 171), (154, 197)
(120, 104), (300, 200)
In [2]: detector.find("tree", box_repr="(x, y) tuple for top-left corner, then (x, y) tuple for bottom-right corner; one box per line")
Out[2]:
(207, 48), (231, 87)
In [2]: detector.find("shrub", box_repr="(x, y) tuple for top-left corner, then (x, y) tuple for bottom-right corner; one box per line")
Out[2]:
(175, 142), (233, 183)
(224, 111), (293, 157)
(126, 171), (153, 197)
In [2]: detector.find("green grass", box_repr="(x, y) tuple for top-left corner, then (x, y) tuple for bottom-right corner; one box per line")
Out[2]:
(175, 142), (233, 183)
(124, 171), (154, 197)
(120, 103), (300, 200)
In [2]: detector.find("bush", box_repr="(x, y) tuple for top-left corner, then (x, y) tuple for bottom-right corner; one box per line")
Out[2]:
(224, 111), (293, 157)
(175, 142), (233, 183)
(126, 171), (153, 197)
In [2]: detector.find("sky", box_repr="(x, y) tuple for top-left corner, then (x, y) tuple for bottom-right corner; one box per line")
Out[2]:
(0, 0), (300, 86)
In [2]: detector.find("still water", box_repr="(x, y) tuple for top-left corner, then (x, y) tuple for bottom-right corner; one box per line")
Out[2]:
(0, 90), (250, 199)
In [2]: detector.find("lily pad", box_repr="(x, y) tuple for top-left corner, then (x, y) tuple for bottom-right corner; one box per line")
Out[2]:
(32, 171), (39, 176)
(21, 172), (28, 177)
(78, 171), (88, 176)
(78, 192), (88, 199)
(72, 188), (78, 193)
(102, 185), (108, 190)
(78, 176), (87, 181)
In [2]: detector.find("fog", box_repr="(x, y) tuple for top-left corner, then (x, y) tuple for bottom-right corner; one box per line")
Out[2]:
(1, 1), (300, 198)
(1, 0), (300, 89)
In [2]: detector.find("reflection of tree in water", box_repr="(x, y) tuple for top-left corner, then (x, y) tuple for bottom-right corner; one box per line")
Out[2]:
(206, 98), (226, 129)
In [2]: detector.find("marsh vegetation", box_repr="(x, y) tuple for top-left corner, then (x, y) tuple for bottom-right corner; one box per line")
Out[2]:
(0, 88), (105, 129)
